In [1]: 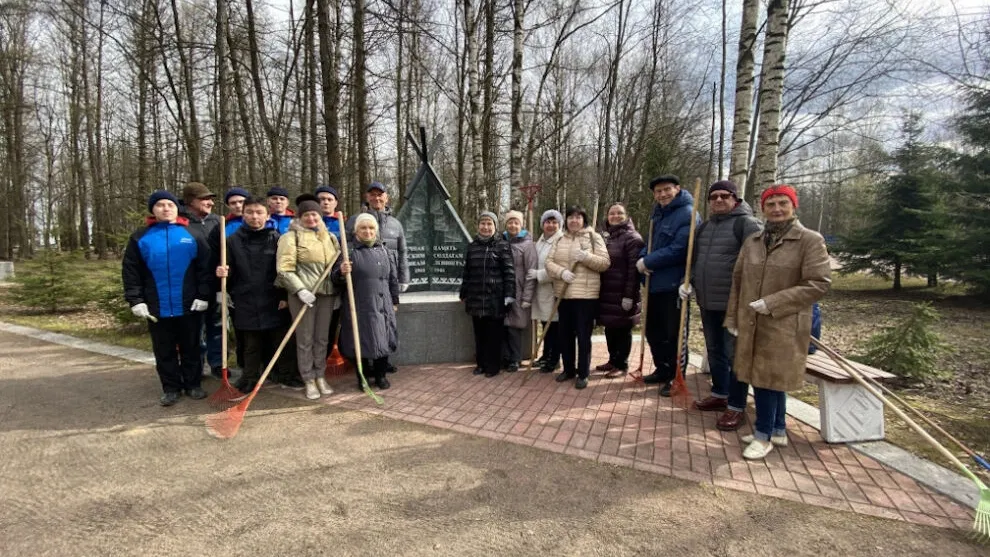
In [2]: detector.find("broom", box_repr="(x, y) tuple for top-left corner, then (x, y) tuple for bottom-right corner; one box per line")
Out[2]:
(337, 211), (384, 404)
(208, 218), (242, 408)
(812, 338), (990, 538)
(629, 218), (654, 383)
(325, 212), (353, 378)
(667, 178), (702, 409)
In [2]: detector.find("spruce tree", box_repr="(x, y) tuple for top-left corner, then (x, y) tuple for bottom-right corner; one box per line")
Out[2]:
(835, 114), (943, 289)
(948, 89), (990, 295)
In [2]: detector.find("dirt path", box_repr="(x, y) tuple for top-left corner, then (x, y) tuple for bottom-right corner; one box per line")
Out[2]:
(0, 331), (984, 556)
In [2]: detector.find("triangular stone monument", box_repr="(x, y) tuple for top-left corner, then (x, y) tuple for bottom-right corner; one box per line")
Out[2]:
(395, 129), (472, 293)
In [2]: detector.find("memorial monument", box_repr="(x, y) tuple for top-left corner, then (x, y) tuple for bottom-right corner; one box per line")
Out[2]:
(392, 128), (530, 365)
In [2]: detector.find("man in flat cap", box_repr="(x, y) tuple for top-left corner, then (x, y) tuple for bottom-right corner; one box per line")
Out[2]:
(636, 174), (699, 396)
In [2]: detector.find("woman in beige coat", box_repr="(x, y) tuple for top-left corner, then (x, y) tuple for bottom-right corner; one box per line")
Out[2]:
(725, 185), (830, 460)
(276, 195), (340, 400)
(545, 206), (610, 389)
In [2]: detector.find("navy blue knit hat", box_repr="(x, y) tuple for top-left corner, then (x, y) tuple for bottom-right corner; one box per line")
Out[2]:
(266, 186), (289, 198)
(147, 190), (179, 213)
(315, 185), (339, 199)
(224, 187), (250, 203)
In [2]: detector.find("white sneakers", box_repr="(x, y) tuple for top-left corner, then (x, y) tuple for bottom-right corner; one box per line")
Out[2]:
(316, 377), (334, 396)
(741, 432), (788, 460)
(304, 380), (320, 400)
(741, 433), (788, 447)
(743, 439), (774, 460)
(305, 378), (334, 400)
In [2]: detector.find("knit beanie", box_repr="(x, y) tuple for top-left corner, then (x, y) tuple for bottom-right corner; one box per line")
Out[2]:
(297, 199), (321, 216)
(760, 184), (799, 209)
(540, 209), (563, 226)
(267, 186), (289, 198)
(354, 213), (379, 245)
(503, 210), (524, 227)
(708, 180), (739, 199)
(315, 185), (338, 199)
(224, 187), (250, 203)
(147, 190), (179, 213)
(479, 211), (498, 226)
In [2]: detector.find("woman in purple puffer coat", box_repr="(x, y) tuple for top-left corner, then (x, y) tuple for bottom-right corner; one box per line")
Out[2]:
(596, 203), (645, 378)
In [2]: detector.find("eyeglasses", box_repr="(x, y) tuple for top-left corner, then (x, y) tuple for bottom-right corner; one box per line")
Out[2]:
(709, 193), (734, 201)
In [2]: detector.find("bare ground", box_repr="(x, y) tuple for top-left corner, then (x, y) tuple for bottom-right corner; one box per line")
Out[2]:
(0, 332), (986, 556)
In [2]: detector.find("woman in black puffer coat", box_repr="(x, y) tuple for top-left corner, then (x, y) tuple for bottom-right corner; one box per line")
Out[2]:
(460, 211), (516, 378)
(333, 213), (399, 390)
(596, 203), (645, 378)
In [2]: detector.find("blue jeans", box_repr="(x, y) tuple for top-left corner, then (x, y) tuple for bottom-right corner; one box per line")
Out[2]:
(753, 387), (787, 440)
(200, 306), (223, 369)
(701, 309), (749, 411)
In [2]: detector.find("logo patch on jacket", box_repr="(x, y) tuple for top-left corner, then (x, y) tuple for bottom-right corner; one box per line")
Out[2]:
(180, 237), (194, 244)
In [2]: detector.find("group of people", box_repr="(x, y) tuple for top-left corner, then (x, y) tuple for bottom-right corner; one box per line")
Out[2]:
(458, 175), (830, 461)
(123, 172), (830, 462)
(123, 181), (409, 406)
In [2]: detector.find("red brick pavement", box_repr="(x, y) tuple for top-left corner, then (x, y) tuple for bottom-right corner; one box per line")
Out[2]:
(287, 344), (974, 532)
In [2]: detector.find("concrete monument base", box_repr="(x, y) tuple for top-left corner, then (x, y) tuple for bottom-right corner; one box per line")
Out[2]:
(394, 292), (532, 366)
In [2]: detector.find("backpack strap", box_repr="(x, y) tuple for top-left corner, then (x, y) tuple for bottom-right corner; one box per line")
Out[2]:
(733, 215), (746, 245)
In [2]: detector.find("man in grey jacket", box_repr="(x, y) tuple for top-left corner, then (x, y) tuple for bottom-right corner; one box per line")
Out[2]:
(680, 180), (762, 431)
(345, 181), (409, 373)
(180, 182), (225, 379)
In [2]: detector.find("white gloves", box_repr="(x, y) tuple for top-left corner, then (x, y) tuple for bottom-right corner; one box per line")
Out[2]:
(727, 327), (739, 337)
(573, 249), (589, 262)
(678, 284), (693, 300)
(504, 297), (516, 306)
(297, 289), (317, 307)
(521, 301), (531, 309)
(216, 292), (224, 305)
(526, 269), (538, 281)
(636, 258), (649, 274)
(190, 299), (208, 312)
(621, 298), (633, 311)
(400, 283), (409, 293)
(749, 299), (770, 315)
(131, 303), (150, 319)
(561, 270), (576, 283)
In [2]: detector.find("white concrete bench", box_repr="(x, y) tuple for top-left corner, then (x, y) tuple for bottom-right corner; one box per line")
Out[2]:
(804, 352), (895, 443)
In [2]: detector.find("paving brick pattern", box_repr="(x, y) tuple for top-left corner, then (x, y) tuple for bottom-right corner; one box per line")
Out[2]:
(299, 345), (974, 531)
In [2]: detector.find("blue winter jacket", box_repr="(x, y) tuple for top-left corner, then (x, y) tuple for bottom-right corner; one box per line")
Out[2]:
(641, 189), (700, 293)
(122, 218), (212, 318)
(322, 214), (341, 240)
(271, 211), (294, 234)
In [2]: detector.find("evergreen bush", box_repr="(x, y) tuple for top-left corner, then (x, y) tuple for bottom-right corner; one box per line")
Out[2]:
(10, 249), (89, 313)
(859, 302), (950, 381)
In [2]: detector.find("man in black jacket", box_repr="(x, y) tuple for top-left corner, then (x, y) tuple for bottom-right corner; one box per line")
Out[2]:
(681, 180), (762, 431)
(215, 197), (298, 393)
(180, 182), (224, 379)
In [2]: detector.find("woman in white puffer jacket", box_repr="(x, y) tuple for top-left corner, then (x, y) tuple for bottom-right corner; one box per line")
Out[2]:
(528, 210), (564, 373)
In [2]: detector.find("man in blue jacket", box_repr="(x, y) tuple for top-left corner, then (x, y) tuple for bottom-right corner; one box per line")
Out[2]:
(636, 174), (698, 396)
(267, 187), (295, 234)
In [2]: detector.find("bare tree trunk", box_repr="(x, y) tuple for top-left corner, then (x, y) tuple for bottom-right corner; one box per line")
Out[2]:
(136, 0), (157, 198)
(228, 31), (259, 189)
(353, 0), (370, 190)
(754, 0), (790, 193)
(169, 0), (202, 180)
(306, 0), (318, 188)
(509, 0), (524, 203)
(464, 0), (485, 210)
(718, 0), (727, 180)
(317, 0), (342, 188)
(84, 0), (109, 257)
(481, 0), (496, 208)
(216, 0), (233, 191)
(729, 0), (759, 197)
(244, 0), (282, 185)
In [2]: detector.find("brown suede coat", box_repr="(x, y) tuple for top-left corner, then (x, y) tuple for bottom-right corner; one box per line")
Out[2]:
(724, 220), (831, 392)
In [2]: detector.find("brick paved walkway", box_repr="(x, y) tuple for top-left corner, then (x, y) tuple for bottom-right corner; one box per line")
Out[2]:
(293, 345), (975, 531)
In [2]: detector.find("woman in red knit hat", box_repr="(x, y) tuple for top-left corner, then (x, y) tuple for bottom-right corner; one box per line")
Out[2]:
(724, 185), (831, 460)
